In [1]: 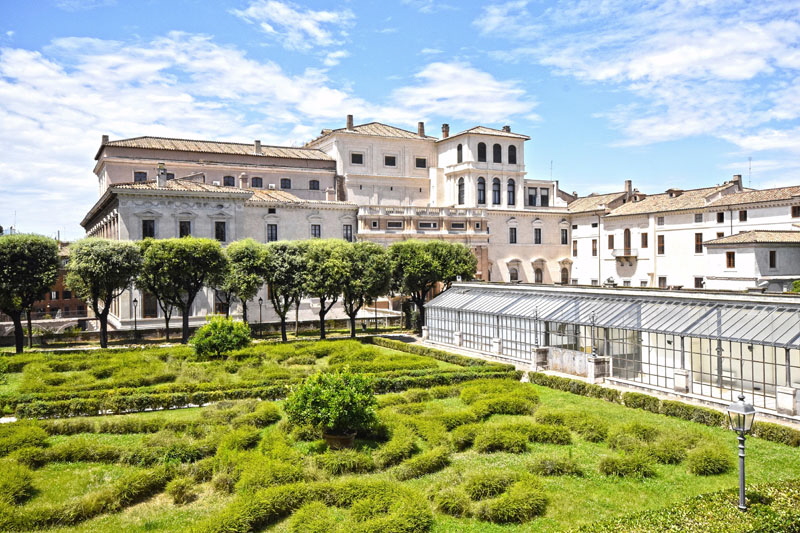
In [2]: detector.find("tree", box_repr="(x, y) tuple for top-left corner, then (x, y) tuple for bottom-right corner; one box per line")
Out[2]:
(263, 241), (307, 342)
(223, 239), (268, 323)
(389, 240), (476, 333)
(339, 242), (391, 338)
(303, 239), (349, 339)
(138, 238), (227, 343)
(66, 239), (142, 348)
(0, 234), (59, 354)
(137, 239), (176, 340)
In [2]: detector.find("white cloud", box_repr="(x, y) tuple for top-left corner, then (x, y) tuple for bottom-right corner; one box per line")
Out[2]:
(55, 0), (116, 11)
(420, 48), (442, 55)
(5, 31), (14, 38)
(402, 0), (455, 14)
(231, 0), (355, 52)
(323, 50), (349, 67)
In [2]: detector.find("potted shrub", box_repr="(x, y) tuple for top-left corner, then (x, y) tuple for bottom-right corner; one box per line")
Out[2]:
(284, 370), (377, 449)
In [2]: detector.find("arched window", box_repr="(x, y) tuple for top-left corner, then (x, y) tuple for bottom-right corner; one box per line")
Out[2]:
(477, 177), (486, 204)
(457, 177), (465, 205)
(509, 267), (519, 282)
(223, 175), (235, 187)
(492, 178), (501, 204)
(493, 143), (502, 163)
(561, 268), (569, 285)
(309, 180), (320, 191)
(477, 142), (487, 162)
(280, 178), (291, 189)
(534, 268), (543, 284)
(457, 144), (463, 163)
(624, 228), (631, 254)
(508, 145), (517, 164)
(251, 177), (263, 188)
(507, 179), (516, 206)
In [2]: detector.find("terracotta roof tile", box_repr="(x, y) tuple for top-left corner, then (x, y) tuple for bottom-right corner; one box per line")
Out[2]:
(111, 178), (250, 194)
(311, 122), (437, 141)
(704, 230), (800, 245)
(246, 189), (354, 206)
(707, 185), (800, 207)
(444, 125), (530, 141)
(568, 192), (627, 213)
(606, 185), (731, 217)
(102, 136), (333, 161)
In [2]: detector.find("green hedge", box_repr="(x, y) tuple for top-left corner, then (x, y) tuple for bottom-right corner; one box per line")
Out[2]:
(576, 478), (800, 532)
(365, 337), (514, 370)
(751, 421), (800, 447)
(622, 392), (661, 413)
(527, 372), (621, 403)
(659, 400), (726, 427)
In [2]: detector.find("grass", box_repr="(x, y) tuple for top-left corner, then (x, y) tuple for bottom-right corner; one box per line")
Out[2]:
(26, 462), (145, 506)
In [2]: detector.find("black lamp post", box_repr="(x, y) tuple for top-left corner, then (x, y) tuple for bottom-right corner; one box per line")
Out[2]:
(132, 298), (138, 341)
(258, 297), (263, 337)
(726, 392), (756, 511)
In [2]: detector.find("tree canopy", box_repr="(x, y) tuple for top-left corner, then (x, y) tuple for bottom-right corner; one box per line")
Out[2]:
(223, 239), (268, 323)
(263, 241), (308, 341)
(339, 241), (391, 338)
(66, 238), (142, 348)
(303, 239), (350, 339)
(0, 234), (59, 353)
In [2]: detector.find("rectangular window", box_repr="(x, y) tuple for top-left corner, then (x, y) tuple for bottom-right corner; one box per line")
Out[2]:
(658, 276), (667, 289)
(419, 221), (438, 229)
(534, 228), (542, 244)
(591, 239), (597, 256)
(371, 220), (379, 229)
(739, 210), (747, 222)
(415, 157), (427, 169)
(769, 250), (777, 269)
(591, 279), (599, 286)
(384, 155), (396, 167)
(268, 207), (276, 214)
(641, 233), (648, 248)
(572, 224), (578, 230)
(726, 251), (736, 268)
(50, 291), (58, 300)
(694, 277), (704, 289)
(539, 188), (549, 207)
(572, 240), (578, 257)
(623, 280), (631, 287)
(142, 219), (155, 239)
(717, 232), (724, 238)
(509, 227), (517, 244)
(608, 235), (614, 250)
(179, 220), (191, 238)
(591, 222), (598, 228)
(267, 224), (278, 242)
(311, 224), (321, 238)
(343, 224), (353, 242)
(717, 212), (725, 223)
(133, 171), (147, 182)
(793, 205), (800, 218)
(451, 222), (466, 230)
(640, 281), (648, 287)
(528, 187), (537, 206)
(475, 222), (481, 230)
(657, 216), (665, 226)
(62, 290), (72, 300)
(561, 228), (568, 245)
(694, 233), (703, 254)
(387, 221), (403, 229)
(694, 213), (703, 223)
(215, 221), (226, 242)
(657, 234), (665, 254)
(351, 152), (363, 165)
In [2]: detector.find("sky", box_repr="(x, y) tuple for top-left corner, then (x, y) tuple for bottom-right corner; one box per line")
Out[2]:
(1, 0), (799, 240)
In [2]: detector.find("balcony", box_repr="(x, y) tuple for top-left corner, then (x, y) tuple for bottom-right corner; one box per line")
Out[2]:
(357, 206), (487, 218)
(612, 248), (638, 266)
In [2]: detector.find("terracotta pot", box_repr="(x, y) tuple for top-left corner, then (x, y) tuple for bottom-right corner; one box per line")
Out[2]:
(323, 432), (356, 449)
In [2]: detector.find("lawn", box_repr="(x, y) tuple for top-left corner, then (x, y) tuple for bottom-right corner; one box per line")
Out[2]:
(0, 339), (798, 532)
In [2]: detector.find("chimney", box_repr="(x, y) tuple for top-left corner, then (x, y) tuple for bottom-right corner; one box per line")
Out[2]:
(239, 172), (248, 189)
(732, 174), (742, 190)
(254, 140), (262, 154)
(417, 121), (425, 137)
(101, 134), (109, 145)
(156, 163), (167, 187)
(442, 124), (449, 139)
(502, 125), (511, 133)
(326, 186), (336, 201)
(624, 179), (633, 199)
(346, 114), (354, 131)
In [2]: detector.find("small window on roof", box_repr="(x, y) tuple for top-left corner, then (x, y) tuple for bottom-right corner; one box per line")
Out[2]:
(309, 180), (320, 190)
(351, 152), (364, 165)
(280, 178), (291, 189)
(223, 176), (235, 187)
(251, 177), (263, 188)
(134, 171), (147, 183)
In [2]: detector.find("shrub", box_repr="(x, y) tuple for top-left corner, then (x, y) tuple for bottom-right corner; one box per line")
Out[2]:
(0, 460), (35, 504)
(474, 478), (548, 524)
(218, 427), (262, 452)
(432, 409), (478, 430)
(529, 454), (584, 476)
(659, 400), (726, 427)
(527, 372), (622, 403)
(395, 446), (450, 480)
(190, 316), (251, 359)
(0, 422), (48, 456)
(473, 428), (528, 454)
(236, 459), (306, 492)
(284, 370), (377, 437)
(284, 355), (317, 366)
(608, 422), (659, 451)
(288, 501), (338, 533)
(533, 407), (567, 426)
(470, 395), (537, 418)
(622, 391), (661, 413)
(451, 424), (481, 451)
(648, 437), (688, 465)
(751, 421), (800, 447)
(463, 470), (518, 500)
(233, 402), (281, 428)
(212, 473), (237, 494)
(687, 445), (734, 475)
(166, 476), (197, 504)
(373, 426), (418, 468)
(432, 488), (472, 517)
(598, 453), (656, 479)
(314, 449), (376, 476)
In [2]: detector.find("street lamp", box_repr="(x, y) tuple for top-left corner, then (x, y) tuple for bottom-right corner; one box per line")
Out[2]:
(726, 392), (756, 511)
(258, 297), (263, 337)
(132, 298), (138, 341)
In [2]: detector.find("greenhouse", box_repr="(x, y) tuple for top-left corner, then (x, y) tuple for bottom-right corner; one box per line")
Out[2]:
(425, 283), (800, 416)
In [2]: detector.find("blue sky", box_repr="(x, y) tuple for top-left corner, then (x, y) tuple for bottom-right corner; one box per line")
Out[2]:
(1, 0), (799, 240)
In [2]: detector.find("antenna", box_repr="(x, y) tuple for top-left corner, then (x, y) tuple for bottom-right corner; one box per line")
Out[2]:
(748, 157), (752, 188)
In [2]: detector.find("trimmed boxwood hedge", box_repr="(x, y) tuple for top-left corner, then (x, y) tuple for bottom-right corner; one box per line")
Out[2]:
(365, 336), (514, 370)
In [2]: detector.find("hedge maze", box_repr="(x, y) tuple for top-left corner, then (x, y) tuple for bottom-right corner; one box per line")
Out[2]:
(1, 339), (799, 531)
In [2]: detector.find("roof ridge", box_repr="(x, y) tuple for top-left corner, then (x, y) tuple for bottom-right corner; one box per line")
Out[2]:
(108, 135), (324, 152)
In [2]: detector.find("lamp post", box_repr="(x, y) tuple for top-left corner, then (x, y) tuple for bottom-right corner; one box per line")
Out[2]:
(132, 298), (138, 341)
(726, 392), (756, 511)
(258, 297), (263, 338)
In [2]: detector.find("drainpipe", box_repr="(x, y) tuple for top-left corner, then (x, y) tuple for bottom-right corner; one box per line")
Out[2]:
(597, 212), (602, 283)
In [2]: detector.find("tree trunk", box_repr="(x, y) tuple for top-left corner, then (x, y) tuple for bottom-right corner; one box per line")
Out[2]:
(294, 300), (299, 337)
(10, 311), (24, 354)
(412, 297), (425, 334)
(280, 318), (287, 342)
(26, 311), (33, 349)
(99, 310), (109, 348)
(349, 315), (357, 338)
(319, 307), (326, 339)
(242, 302), (248, 324)
(164, 315), (171, 341)
(182, 306), (190, 344)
